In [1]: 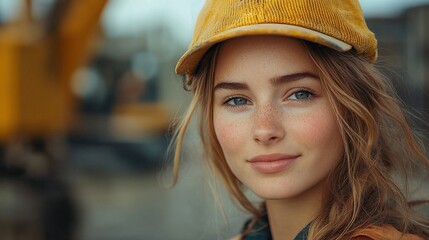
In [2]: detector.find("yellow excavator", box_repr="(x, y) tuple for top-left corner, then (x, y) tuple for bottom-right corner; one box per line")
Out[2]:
(0, 0), (108, 141)
(0, 1), (108, 239)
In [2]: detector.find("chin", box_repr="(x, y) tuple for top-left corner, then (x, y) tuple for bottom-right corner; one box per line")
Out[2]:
(250, 187), (301, 200)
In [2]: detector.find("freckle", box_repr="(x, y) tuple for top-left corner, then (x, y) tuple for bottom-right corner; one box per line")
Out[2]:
(255, 105), (282, 124)
(263, 105), (273, 114)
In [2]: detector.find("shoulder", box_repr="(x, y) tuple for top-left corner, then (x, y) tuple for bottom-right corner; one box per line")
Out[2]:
(229, 235), (242, 240)
(350, 225), (424, 240)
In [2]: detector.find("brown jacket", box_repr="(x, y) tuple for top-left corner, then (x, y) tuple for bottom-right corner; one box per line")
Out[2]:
(350, 225), (424, 240)
(231, 225), (424, 240)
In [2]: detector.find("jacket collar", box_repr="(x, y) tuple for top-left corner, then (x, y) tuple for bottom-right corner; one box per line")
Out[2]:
(242, 213), (310, 240)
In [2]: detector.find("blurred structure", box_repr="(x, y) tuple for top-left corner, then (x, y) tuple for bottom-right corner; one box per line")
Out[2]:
(0, 0), (179, 239)
(367, 4), (429, 118)
(0, 0), (107, 239)
(405, 5), (429, 114)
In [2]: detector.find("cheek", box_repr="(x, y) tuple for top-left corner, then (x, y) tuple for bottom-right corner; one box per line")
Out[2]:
(310, 113), (336, 140)
(293, 107), (343, 154)
(213, 115), (247, 157)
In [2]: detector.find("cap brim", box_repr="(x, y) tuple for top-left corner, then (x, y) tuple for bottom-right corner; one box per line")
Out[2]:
(176, 23), (352, 74)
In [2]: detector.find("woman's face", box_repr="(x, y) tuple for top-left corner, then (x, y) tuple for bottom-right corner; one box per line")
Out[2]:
(213, 36), (344, 200)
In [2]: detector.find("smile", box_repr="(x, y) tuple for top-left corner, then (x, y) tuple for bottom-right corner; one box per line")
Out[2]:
(247, 153), (299, 174)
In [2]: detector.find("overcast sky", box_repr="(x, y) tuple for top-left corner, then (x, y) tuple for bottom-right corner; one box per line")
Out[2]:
(102, 0), (429, 45)
(1, 0), (428, 45)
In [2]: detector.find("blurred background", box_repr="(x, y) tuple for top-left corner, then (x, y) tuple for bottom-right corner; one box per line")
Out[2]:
(0, 0), (428, 239)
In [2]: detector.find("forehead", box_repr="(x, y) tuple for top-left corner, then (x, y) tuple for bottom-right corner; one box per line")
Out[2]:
(214, 36), (317, 82)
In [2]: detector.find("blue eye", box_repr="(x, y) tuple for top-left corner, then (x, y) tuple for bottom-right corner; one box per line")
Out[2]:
(226, 97), (249, 106)
(288, 90), (312, 100)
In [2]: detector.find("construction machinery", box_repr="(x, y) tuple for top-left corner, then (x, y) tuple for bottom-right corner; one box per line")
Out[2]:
(0, 0), (108, 141)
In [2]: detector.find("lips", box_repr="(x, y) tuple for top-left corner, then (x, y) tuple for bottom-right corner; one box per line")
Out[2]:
(247, 153), (299, 173)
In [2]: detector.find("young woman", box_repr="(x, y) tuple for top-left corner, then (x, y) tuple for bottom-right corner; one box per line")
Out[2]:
(171, 0), (429, 239)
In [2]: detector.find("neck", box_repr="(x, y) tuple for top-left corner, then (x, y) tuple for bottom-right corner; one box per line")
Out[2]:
(265, 180), (327, 240)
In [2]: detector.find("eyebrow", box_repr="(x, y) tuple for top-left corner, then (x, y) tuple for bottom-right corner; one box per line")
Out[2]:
(214, 82), (249, 91)
(214, 71), (319, 91)
(270, 72), (319, 85)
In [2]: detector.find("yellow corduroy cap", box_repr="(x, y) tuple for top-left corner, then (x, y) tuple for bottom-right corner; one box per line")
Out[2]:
(176, 0), (377, 75)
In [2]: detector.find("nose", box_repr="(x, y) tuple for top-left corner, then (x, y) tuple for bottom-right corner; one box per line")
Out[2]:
(253, 105), (285, 145)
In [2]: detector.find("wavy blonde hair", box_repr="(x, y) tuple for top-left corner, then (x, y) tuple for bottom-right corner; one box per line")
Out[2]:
(170, 41), (429, 239)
